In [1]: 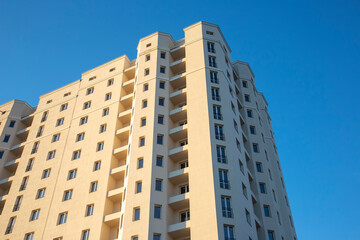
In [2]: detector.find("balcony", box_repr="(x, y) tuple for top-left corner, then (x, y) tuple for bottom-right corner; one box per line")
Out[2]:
(9, 143), (24, 156)
(104, 211), (121, 227)
(120, 93), (133, 109)
(123, 64), (136, 80)
(110, 165), (126, 181)
(169, 125), (188, 142)
(168, 193), (190, 210)
(169, 106), (187, 123)
(170, 44), (185, 61)
(170, 74), (186, 90)
(113, 145), (128, 159)
(118, 109), (132, 123)
(0, 176), (13, 191)
(168, 221), (191, 238)
(168, 145), (188, 162)
(16, 127), (30, 141)
(115, 126), (130, 141)
(21, 114), (34, 126)
(170, 89), (187, 106)
(4, 159), (19, 173)
(170, 58), (186, 76)
(122, 78), (135, 94)
(107, 187), (124, 202)
(168, 168), (189, 185)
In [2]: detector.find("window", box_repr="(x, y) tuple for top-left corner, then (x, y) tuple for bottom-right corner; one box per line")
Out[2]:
(252, 143), (259, 153)
(242, 81), (248, 88)
(146, 54), (150, 61)
(145, 68), (150, 76)
(234, 120), (238, 132)
(136, 181), (142, 193)
(82, 230), (90, 240)
(13, 196), (22, 211)
(180, 161), (189, 169)
(76, 132), (85, 141)
(160, 51), (166, 59)
(36, 188), (46, 199)
(216, 146), (226, 163)
(108, 79), (114, 86)
(221, 196), (232, 218)
(105, 92), (112, 101)
(72, 150), (81, 160)
(224, 225), (234, 240)
(89, 76), (96, 81)
(42, 168), (51, 178)
(272, 189), (277, 202)
(231, 102), (235, 113)
(247, 110), (253, 118)
(68, 169), (77, 180)
(157, 134), (164, 144)
(64, 91), (71, 97)
(63, 189), (73, 201)
(259, 183), (266, 193)
(134, 208), (140, 221)
(250, 126), (256, 134)
(215, 124), (224, 140)
(94, 161), (101, 171)
(25, 232), (34, 240)
(160, 66), (166, 74)
(213, 105), (222, 120)
(153, 234), (161, 240)
(86, 87), (94, 95)
(142, 99), (148, 108)
(0, 151), (4, 159)
(206, 30), (214, 35)
(180, 139), (188, 146)
(211, 87), (220, 101)
(86, 204), (94, 216)
(41, 111), (48, 122)
(242, 183), (248, 199)
(141, 117), (146, 126)
(143, 83), (149, 91)
(277, 211), (282, 225)
(208, 42), (215, 53)
(139, 137), (145, 147)
(132, 236), (139, 240)
(246, 209), (251, 225)
(25, 158), (34, 172)
(156, 156), (163, 167)
(159, 81), (165, 89)
(36, 125), (44, 137)
(90, 181), (98, 192)
(146, 43), (151, 47)
(210, 71), (218, 83)
(5, 217), (16, 234)
(56, 118), (64, 126)
(52, 133), (60, 142)
(9, 120), (16, 127)
(256, 162), (263, 172)
(138, 158), (144, 169)
(209, 56), (217, 67)
(158, 115), (164, 124)
(60, 103), (68, 111)
(268, 231), (275, 240)
(180, 184), (189, 194)
(58, 212), (68, 225)
(103, 108), (109, 116)
(31, 141), (39, 154)
(158, 97), (165, 106)
(154, 205), (161, 219)
(264, 205), (271, 217)
(155, 179), (162, 191)
(30, 209), (40, 221)
(83, 101), (91, 109)
(245, 94), (250, 102)
(97, 142), (104, 151)
(3, 135), (10, 142)
(47, 150), (56, 160)
(180, 210), (190, 222)
(219, 169), (229, 189)
(100, 124), (107, 133)
(239, 160), (244, 174)
(80, 116), (88, 125)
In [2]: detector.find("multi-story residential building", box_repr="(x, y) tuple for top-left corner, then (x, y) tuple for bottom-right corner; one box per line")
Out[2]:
(0, 21), (296, 240)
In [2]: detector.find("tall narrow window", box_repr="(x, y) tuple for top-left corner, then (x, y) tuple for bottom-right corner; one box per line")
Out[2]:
(72, 150), (81, 160)
(209, 56), (217, 67)
(86, 204), (94, 216)
(259, 183), (266, 193)
(25, 158), (34, 172)
(219, 169), (229, 189)
(213, 105), (222, 120)
(215, 125), (224, 140)
(36, 125), (44, 137)
(3, 135), (11, 143)
(13, 196), (23, 212)
(250, 126), (256, 134)
(97, 142), (104, 151)
(268, 231), (275, 240)
(256, 162), (263, 172)
(100, 124), (107, 133)
(82, 230), (90, 240)
(134, 208), (140, 221)
(80, 116), (88, 125)
(158, 97), (165, 106)
(58, 212), (68, 225)
(136, 181), (142, 193)
(154, 205), (162, 219)
(158, 115), (164, 124)
(103, 108), (109, 116)
(180, 210), (190, 222)
(246, 209), (251, 225)
(9, 120), (16, 128)
(94, 161), (101, 171)
(31, 141), (39, 154)
(105, 92), (112, 101)
(224, 225), (234, 240)
(211, 88), (220, 101)
(41, 111), (48, 122)
(210, 71), (218, 83)
(207, 42), (215, 53)
(252, 143), (259, 153)
(157, 134), (164, 144)
(139, 137), (145, 147)
(264, 205), (271, 217)
(156, 156), (163, 167)
(155, 179), (163, 191)
(221, 196), (232, 218)
(19, 176), (29, 191)
(5, 217), (16, 234)
(216, 146), (226, 163)
(90, 181), (98, 192)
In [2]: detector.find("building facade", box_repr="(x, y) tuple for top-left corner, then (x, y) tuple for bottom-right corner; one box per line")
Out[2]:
(0, 21), (296, 240)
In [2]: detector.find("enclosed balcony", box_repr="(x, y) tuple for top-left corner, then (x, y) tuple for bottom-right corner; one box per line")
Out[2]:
(168, 192), (190, 210)
(168, 145), (188, 162)
(169, 106), (187, 123)
(168, 167), (189, 185)
(168, 221), (191, 238)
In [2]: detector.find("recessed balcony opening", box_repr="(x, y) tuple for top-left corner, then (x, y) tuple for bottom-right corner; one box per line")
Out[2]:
(170, 60), (186, 77)
(170, 75), (186, 91)
(170, 45), (185, 62)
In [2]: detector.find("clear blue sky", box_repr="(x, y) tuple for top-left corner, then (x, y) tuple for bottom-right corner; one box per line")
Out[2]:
(1, 0), (359, 239)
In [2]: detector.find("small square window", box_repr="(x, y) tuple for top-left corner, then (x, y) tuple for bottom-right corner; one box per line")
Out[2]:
(160, 51), (166, 59)
(139, 137), (145, 147)
(97, 142), (104, 151)
(9, 120), (16, 128)
(158, 97), (165, 106)
(145, 68), (150, 76)
(141, 117), (146, 127)
(94, 161), (101, 171)
(144, 84), (149, 91)
(146, 54), (150, 61)
(58, 212), (68, 225)
(72, 150), (81, 160)
(86, 87), (94, 95)
(143, 100), (148, 108)
(156, 156), (163, 167)
(136, 181), (142, 193)
(63, 189), (73, 201)
(154, 205), (161, 219)
(103, 108), (109, 116)
(138, 158), (144, 169)
(90, 181), (98, 192)
(146, 43), (151, 47)
(158, 115), (164, 124)
(109, 68), (115, 72)
(83, 101), (91, 109)
(105, 92), (112, 101)
(250, 126), (256, 134)
(107, 79), (114, 86)
(82, 229), (90, 240)
(86, 204), (94, 216)
(155, 179), (162, 191)
(242, 81), (248, 88)
(80, 116), (88, 125)
(247, 110), (253, 118)
(159, 81), (165, 89)
(100, 124), (107, 133)
(157, 134), (163, 144)
(68, 169), (77, 180)
(245, 94), (250, 102)
(134, 208), (140, 220)
(3, 135), (10, 143)
(160, 66), (166, 74)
